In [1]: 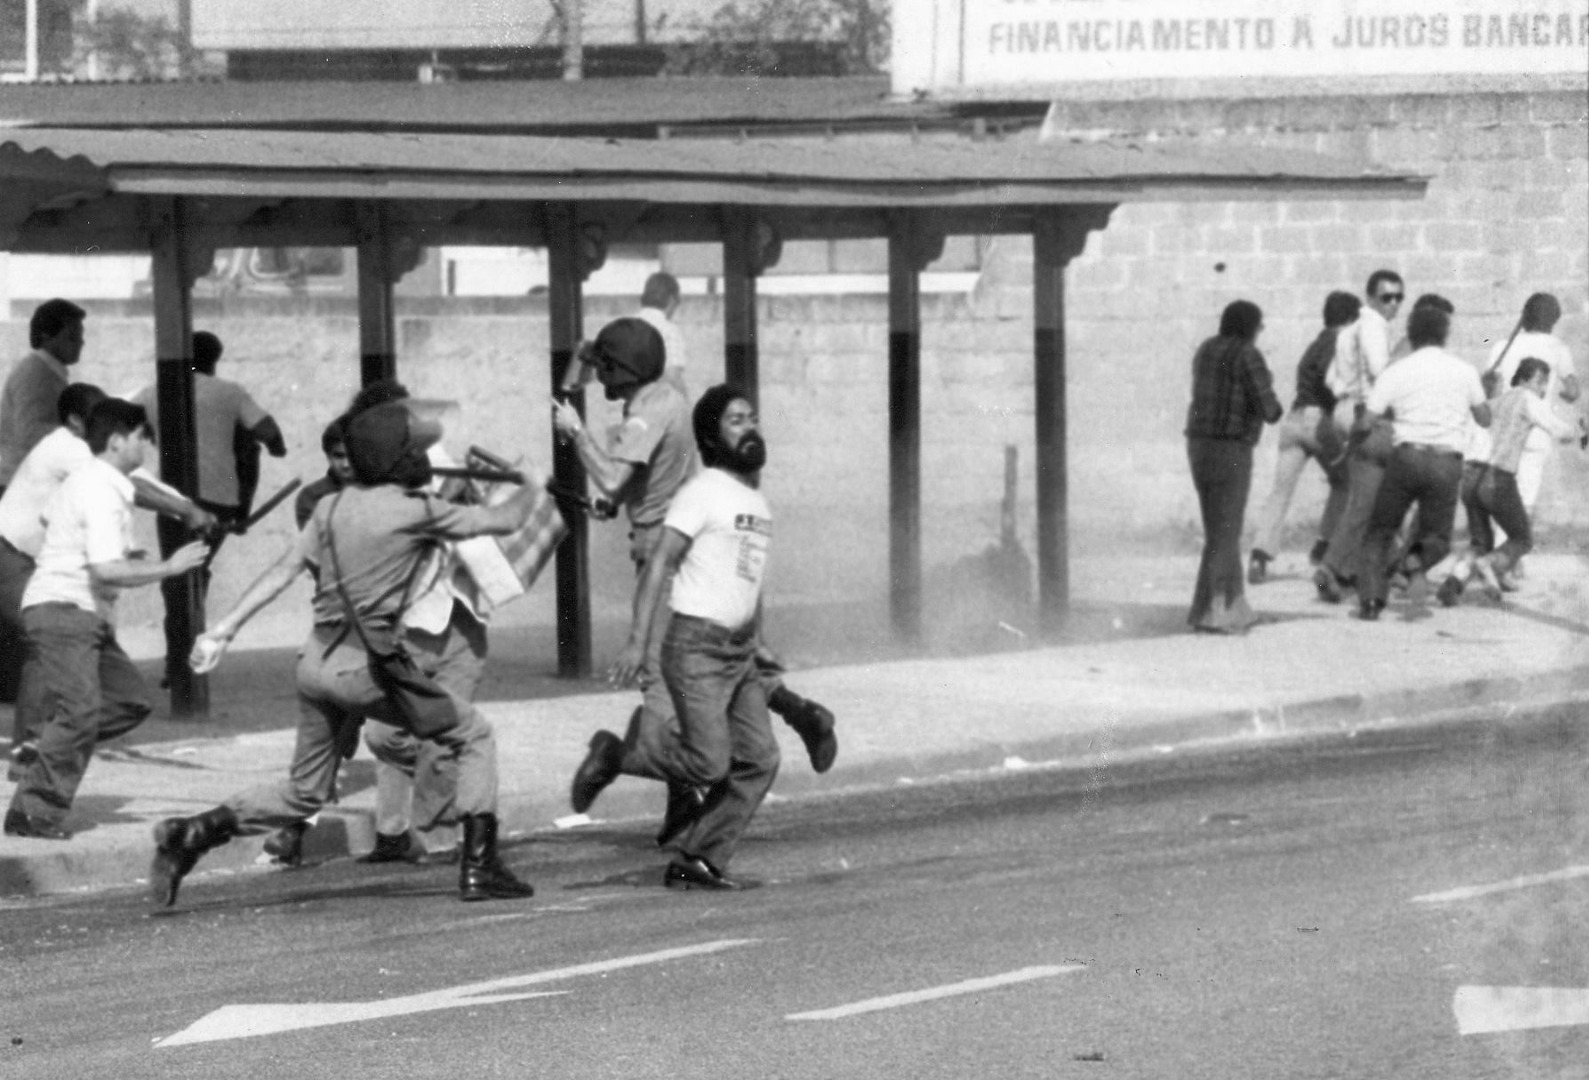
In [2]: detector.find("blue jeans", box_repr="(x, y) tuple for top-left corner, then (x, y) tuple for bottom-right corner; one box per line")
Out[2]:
(626, 613), (781, 871)
(1361, 444), (1464, 605)
(7, 603), (152, 826)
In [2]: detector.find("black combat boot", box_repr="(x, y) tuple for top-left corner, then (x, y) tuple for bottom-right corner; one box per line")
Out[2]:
(149, 806), (239, 907)
(458, 814), (535, 902)
(767, 686), (838, 773)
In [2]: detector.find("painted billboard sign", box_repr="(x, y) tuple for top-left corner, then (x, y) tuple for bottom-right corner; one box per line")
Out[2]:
(897, 0), (1589, 92)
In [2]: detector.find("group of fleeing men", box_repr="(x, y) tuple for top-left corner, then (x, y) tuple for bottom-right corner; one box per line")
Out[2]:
(0, 272), (837, 908)
(1184, 273), (1581, 632)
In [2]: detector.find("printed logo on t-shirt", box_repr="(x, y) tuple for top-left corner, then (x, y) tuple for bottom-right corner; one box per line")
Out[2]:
(734, 514), (770, 536)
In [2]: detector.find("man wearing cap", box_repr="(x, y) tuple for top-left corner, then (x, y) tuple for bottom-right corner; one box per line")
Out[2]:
(149, 400), (545, 907)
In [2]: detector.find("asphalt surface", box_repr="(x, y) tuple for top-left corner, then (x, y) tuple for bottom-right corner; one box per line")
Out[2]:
(2, 550), (1588, 900)
(2, 711), (1585, 1079)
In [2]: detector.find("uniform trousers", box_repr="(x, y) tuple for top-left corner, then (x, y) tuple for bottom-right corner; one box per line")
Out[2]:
(620, 614), (780, 871)
(1360, 444), (1463, 607)
(225, 627), (498, 832)
(7, 603), (152, 825)
(362, 604), (488, 838)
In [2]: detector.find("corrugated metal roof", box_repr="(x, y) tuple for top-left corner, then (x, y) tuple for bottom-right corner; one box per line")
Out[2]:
(0, 77), (992, 135)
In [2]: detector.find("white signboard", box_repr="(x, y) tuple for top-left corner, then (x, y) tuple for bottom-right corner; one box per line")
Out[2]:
(899, 0), (1589, 93)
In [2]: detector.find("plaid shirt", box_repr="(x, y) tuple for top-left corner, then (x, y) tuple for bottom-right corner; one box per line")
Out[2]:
(1185, 336), (1283, 445)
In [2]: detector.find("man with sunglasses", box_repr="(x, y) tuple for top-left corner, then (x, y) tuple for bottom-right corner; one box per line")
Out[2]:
(1314, 269), (1405, 603)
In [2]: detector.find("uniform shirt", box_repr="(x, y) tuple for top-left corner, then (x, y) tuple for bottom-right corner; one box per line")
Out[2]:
(21, 457), (137, 622)
(300, 484), (504, 636)
(665, 468), (771, 631)
(1292, 327), (1341, 413)
(1487, 330), (1575, 455)
(607, 379), (695, 527)
(1330, 305), (1392, 402)
(1487, 387), (1577, 474)
(0, 349), (70, 487)
(1366, 346), (1486, 454)
(0, 426), (92, 557)
(636, 306), (688, 386)
(132, 372), (269, 508)
(1184, 336), (1282, 445)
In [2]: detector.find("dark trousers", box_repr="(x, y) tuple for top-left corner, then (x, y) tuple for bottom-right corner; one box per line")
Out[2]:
(1186, 437), (1256, 632)
(625, 613), (780, 871)
(1464, 465), (1532, 572)
(0, 538), (35, 711)
(7, 603), (152, 826)
(1361, 445), (1464, 606)
(1321, 416), (1394, 584)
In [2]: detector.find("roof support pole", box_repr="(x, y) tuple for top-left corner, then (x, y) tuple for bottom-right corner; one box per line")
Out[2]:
(886, 212), (941, 645)
(546, 202), (592, 677)
(722, 209), (780, 396)
(149, 196), (207, 718)
(1032, 207), (1113, 635)
(356, 203), (397, 386)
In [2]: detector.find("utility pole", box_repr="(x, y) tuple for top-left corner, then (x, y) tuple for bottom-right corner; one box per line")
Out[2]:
(561, 0), (583, 80)
(25, 0), (39, 80)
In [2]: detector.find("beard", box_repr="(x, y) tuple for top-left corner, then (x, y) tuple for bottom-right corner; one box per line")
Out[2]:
(719, 431), (766, 474)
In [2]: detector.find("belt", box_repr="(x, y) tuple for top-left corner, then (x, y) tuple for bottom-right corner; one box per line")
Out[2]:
(1399, 443), (1462, 459)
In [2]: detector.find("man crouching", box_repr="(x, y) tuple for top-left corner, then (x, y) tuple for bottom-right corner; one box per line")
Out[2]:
(149, 401), (542, 906)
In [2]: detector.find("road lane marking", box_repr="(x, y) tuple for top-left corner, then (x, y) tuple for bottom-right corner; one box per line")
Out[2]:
(1410, 865), (1589, 904)
(156, 938), (758, 1048)
(785, 965), (1084, 1022)
(1454, 986), (1589, 1035)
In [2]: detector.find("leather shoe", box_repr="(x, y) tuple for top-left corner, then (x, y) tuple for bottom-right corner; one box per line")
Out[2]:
(570, 730), (623, 814)
(1355, 599), (1385, 621)
(3, 809), (70, 841)
(655, 783), (706, 848)
(664, 855), (753, 892)
(359, 831), (421, 864)
(1314, 567), (1344, 604)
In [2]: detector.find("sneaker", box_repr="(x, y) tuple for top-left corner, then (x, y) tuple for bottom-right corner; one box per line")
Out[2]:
(1247, 550), (1272, 586)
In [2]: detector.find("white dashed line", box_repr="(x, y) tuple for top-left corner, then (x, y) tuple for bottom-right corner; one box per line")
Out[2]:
(1454, 986), (1589, 1035)
(785, 965), (1084, 1021)
(1410, 864), (1589, 904)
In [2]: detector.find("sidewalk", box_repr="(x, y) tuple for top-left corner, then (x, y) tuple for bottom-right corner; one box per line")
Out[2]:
(3, 551), (1588, 898)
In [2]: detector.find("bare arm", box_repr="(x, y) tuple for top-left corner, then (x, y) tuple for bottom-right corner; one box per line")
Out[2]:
(248, 415), (288, 458)
(608, 527), (690, 686)
(190, 541), (311, 672)
(1470, 402), (1492, 428)
(89, 540), (209, 590)
(551, 398), (638, 499)
(129, 474), (219, 534)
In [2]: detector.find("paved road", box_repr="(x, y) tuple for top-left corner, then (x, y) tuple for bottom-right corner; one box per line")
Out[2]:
(3, 712), (1585, 1080)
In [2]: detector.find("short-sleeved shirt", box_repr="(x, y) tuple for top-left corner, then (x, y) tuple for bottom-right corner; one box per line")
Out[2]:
(0, 349), (70, 488)
(1367, 346), (1486, 453)
(0, 426), (93, 557)
(21, 457), (137, 621)
(133, 372), (269, 508)
(607, 379), (694, 527)
(1330, 305), (1392, 402)
(300, 484), (502, 635)
(664, 468), (771, 631)
(1488, 331), (1575, 455)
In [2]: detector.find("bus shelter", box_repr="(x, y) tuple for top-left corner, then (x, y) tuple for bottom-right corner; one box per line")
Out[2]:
(0, 99), (1424, 717)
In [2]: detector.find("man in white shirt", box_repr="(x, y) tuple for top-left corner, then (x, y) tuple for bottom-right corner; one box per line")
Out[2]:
(4, 400), (209, 840)
(0, 299), (85, 498)
(1315, 270), (1405, 601)
(635, 272), (690, 396)
(599, 384), (778, 891)
(1485, 292), (1580, 511)
(1354, 306), (1490, 620)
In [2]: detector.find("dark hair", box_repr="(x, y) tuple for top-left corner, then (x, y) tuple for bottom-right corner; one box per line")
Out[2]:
(320, 415), (347, 454)
(1410, 293), (1454, 315)
(348, 379), (410, 415)
(55, 382), (107, 427)
(1218, 300), (1263, 341)
(1521, 292), (1562, 333)
(692, 383), (751, 467)
(1365, 269), (1403, 298)
(29, 298), (86, 348)
(85, 399), (151, 455)
(640, 272), (680, 310)
(192, 331), (224, 374)
(1512, 357), (1551, 387)
(1405, 305), (1451, 349)
(1322, 291), (1361, 329)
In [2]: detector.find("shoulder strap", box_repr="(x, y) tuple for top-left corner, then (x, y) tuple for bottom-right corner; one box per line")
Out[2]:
(323, 489), (433, 655)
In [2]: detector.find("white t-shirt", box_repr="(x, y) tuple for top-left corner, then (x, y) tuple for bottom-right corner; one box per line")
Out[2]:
(132, 372), (269, 508)
(22, 456), (138, 621)
(1328, 306), (1392, 401)
(664, 468), (771, 631)
(636, 306), (688, 385)
(0, 426), (92, 557)
(1367, 346), (1486, 454)
(1488, 330), (1575, 454)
